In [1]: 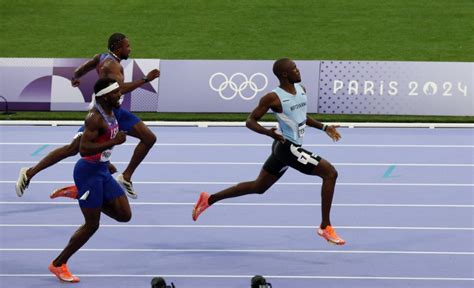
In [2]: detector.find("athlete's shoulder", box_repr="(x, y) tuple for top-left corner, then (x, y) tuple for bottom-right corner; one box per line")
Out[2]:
(84, 109), (102, 128)
(260, 91), (279, 103)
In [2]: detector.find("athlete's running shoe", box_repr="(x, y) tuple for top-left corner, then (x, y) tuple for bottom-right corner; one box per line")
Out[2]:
(192, 192), (210, 221)
(317, 225), (346, 245)
(15, 167), (30, 197)
(50, 185), (78, 199)
(48, 262), (80, 283)
(117, 174), (137, 199)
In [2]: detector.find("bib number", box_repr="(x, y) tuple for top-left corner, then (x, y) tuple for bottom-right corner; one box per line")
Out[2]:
(298, 123), (306, 138)
(100, 149), (112, 162)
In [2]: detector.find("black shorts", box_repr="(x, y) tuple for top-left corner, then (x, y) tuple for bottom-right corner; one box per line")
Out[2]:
(263, 140), (322, 177)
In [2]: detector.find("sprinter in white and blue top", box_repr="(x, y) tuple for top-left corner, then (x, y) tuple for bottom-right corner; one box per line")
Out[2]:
(192, 58), (346, 245)
(273, 82), (307, 145)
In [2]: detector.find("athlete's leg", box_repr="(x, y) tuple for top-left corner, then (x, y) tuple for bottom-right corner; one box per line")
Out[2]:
(274, 142), (344, 244)
(193, 169), (282, 221)
(310, 158), (338, 228)
(27, 136), (81, 180)
(115, 108), (155, 198)
(101, 195), (132, 223)
(16, 136), (81, 197)
(52, 207), (101, 266)
(123, 121), (156, 181)
(208, 169), (282, 205)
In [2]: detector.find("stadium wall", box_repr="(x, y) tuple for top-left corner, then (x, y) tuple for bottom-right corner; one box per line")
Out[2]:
(0, 58), (472, 116)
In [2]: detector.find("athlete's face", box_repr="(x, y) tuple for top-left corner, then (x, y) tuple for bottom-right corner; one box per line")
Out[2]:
(119, 38), (131, 60)
(105, 88), (122, 109)
(286, 61), (301, 83)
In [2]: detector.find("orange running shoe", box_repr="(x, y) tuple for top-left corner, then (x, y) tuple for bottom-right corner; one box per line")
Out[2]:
(48, 262), (80, 283)
(192, 192), (210, 221)
(50, 185), (78, 199)
(317, 225), (346, 245)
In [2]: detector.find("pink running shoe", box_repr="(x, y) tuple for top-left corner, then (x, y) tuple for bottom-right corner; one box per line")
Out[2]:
(317, 225), (346, 245)
(50, 185), (78, 199)
(192, 192), (210, 221)
(48, 262), (80, 283)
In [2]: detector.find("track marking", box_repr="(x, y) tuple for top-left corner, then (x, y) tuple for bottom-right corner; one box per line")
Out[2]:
(1, 248), (473, 255)
(0, 274), (472, 281)
(1, 224), (473, 230)
(1, 180), (473, 187)
(0, 142), (473, 148)
(1, 202), (473, 208)
(1, 160), (473, 167)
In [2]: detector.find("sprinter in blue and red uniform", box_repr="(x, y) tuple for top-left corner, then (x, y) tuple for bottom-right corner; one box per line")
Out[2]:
(48, 78), (131, 283)
(16, 33), (160, 199)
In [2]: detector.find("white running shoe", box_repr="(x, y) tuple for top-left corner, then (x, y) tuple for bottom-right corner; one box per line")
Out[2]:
(15, 167), (30, 197)
(117, 174), (137, 199)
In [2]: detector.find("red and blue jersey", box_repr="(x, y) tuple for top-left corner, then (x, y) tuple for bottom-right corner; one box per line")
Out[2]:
(82, 104), (119, 163)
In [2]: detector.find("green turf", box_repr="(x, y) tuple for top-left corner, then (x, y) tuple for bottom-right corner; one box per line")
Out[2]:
(1, 0), (473, 61)
(1, 111), (472, 123)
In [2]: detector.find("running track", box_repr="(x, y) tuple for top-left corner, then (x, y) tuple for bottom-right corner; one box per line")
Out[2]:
(0, 125), (473, 288)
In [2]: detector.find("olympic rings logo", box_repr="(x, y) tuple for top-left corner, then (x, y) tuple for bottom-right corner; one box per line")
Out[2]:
(209, 72), (268, 100)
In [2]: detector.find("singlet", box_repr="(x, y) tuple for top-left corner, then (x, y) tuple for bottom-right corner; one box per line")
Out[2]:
(96, 53), (119, 74)
(82, 103), (119, 163)
(273, 84), (307, 145)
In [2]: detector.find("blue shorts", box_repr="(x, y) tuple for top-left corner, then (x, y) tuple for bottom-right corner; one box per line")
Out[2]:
(76, 108), (140, 134)
(73, 159), (125, 208)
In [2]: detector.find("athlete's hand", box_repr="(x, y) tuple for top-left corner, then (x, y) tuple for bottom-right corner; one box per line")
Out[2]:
(146, 69), (160, 82)
(325, 125), (341, 142)
(113, 131), (127, 145)
(267, 127), (285, 143)
(108, 163), (118, 174)
(71, 77), (80, 87)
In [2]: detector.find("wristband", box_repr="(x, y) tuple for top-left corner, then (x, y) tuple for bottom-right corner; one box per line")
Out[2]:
(142, 76), (149, 83)
(322, 124), (328, 131)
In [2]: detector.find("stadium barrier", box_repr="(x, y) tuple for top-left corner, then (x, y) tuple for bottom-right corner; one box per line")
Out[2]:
(0, 58), (472, 116)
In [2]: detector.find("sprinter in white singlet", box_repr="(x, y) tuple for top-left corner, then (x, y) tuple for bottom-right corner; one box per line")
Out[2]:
(192, 58), (345, 245)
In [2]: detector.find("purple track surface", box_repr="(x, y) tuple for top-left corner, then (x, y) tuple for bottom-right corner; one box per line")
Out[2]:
(0, 126), (473, 288)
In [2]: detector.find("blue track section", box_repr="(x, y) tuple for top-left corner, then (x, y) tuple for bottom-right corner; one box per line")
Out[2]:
(0, 126), (473, 288)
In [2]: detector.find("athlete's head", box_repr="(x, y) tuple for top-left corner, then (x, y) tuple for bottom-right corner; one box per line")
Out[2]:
(94, 78), (122, 109)
(108, 33), (131, 60)
(273, 58), (301, 83)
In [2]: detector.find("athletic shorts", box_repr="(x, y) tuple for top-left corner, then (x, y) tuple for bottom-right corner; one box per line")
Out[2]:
(75, 108), (141, 138)
(263, 140), (322, 177)
(73, 159), (125, 208)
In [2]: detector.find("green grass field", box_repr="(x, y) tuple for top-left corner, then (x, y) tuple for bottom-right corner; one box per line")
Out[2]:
(1, 0), (472, 122)
(1, 0), (472, 61)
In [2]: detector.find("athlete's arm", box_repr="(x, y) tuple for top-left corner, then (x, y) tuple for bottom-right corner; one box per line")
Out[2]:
(105, 61), (160, 94)
(246, 93), (284, 142)
(307, 115), (341, 142)
(71, 54), (101, 87)
(79, 112), (126, 156)
(306, 116), (326, 130)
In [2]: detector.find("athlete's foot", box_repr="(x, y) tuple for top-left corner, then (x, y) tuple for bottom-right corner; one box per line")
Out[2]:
(317, 225), (346, 245)
(15, 167), (31, 197)
(117, 174), (137, 199)
(48, 262), (80, 283)
(192, 192), (210, 221)
(50, 185), (78, 199)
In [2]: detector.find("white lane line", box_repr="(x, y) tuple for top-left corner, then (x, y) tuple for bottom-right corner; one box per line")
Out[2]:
(1, 202), (473, 208)
(0, 274), (472, 281)
(1, 248), (473, 255)
(1, 181), (473, 187)
(0, 142), (473, 148)
(1, 160), (473, 167)
(1, 224), (473, 230)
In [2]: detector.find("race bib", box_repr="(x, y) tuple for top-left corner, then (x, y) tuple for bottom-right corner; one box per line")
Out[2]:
(100, 149), (113, 162)
(298, 123), (306, 138)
